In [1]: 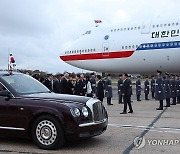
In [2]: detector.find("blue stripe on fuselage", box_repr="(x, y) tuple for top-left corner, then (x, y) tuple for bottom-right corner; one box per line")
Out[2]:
(136, 41), (180, 51)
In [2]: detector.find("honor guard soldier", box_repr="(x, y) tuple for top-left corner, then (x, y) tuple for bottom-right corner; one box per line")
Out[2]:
(136, 76), (142, 101)
(118, 74), (123, 104)
(144, 77), (150, 100)
(163, 73), (171, 107)
(170, 74), (177, 105)
(105, 74), (113, 105)
(176, 75), (180, 104)
(155, 70), (165, 110)
(151, 75), (156, 99)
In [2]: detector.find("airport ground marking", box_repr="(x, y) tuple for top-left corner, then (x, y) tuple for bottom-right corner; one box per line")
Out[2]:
(108, 124), (180, 134)
(122, 107), (168, 154)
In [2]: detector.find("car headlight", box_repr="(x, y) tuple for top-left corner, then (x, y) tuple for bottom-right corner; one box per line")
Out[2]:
(70, 108), (81, 117)
(82, 107), (89, 117)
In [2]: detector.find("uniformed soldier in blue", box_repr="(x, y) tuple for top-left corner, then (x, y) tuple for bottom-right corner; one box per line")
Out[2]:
(105, 74), (113, 105)
(136, 76), (142, 101)
(151, 75), (156, 99)
(155, 70), (165, 110)
(175, 75), (180, 104)
(163, 73), (171, 107)
(144, 77), (150, 100)
(170, 74), (177, 105)
(118, 74), (123, 104)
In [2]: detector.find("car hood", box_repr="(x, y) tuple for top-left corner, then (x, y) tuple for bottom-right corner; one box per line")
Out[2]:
(22, 93), (91, 104)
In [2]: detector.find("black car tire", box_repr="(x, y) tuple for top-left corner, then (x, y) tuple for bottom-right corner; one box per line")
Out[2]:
(31, 115), (64, 150)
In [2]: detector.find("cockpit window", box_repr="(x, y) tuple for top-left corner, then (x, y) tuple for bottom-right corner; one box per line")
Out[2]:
(83, 30), (91, 35)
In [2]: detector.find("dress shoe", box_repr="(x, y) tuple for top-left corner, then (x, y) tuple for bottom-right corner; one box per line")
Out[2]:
(120, 112), (127, 114)
(171, 103), (176, 105)
(164, 105), (170, 107)
(156, 108), (163, 110)
(137, 100), (141, 101)
(107, 103), (113, 105)
(128, 111), (133, 113)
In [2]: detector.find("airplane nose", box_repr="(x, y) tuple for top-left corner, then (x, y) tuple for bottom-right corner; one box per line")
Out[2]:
(59, 55), (66, 61)
(59, 51), (67, 61)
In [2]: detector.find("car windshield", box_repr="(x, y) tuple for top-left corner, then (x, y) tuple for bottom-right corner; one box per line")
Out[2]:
(1, 74), (50, 94)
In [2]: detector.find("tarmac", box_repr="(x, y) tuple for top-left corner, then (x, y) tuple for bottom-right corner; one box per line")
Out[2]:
(0, 94), (180, 154)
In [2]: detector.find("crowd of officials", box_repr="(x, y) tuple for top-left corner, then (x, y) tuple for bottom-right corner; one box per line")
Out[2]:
(31, 70), (180, 114)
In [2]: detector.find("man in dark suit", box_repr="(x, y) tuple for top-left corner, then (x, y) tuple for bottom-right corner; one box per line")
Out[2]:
(144, 77), (150, 100)
(67, 74), (74, 95)
(136, 76), (141, 101)
(120, 73), (133, 114)
(105, 74), (113, 105)
(61, 73), (72, 94)
(53, 74), (63, 93)
(90, 73), (96, 97)
(43, 74), (53, 91)
(96, 75), (104, 102)
(155, 70), (165, 110)
(74, 74), (83, 96)
(118, 74), (123, 104)
(151, 75), (155, 99)
(80, 74), (87, 96)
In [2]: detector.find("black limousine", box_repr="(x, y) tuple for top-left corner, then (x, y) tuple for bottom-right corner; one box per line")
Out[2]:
(0, 71), (108, 150)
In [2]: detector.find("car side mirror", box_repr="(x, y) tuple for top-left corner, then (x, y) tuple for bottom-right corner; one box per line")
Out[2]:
(0, 90), (12, 99)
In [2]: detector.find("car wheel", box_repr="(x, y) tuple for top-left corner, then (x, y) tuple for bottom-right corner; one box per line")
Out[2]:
(32, 115), (64, 150)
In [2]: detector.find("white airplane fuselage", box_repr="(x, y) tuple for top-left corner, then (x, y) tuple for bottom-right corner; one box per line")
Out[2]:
(60, 19), (180, 73)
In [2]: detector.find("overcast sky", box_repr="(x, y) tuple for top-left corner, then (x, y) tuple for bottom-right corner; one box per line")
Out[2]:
(0, 0), (179, 74)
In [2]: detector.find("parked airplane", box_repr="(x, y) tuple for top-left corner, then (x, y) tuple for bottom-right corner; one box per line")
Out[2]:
(60, 19), (180, 73)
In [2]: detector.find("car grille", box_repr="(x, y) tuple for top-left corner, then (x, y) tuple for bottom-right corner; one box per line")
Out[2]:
(92, 102), (105, 122)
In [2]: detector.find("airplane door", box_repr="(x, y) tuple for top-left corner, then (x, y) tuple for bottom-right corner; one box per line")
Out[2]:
(102, 43), (109, 56)
(141, 21), (151, 34)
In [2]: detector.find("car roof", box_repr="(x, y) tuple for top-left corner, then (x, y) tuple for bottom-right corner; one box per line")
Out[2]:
(0, 71), (22, 76)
